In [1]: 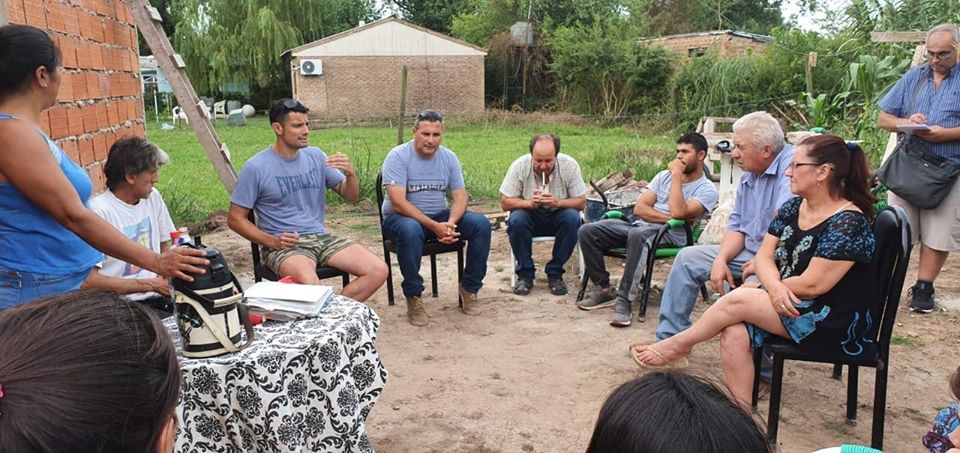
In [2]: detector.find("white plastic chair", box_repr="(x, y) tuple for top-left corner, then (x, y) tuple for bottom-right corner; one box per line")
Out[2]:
(171, 106), (188, 125)
(213, 100), (227, 119)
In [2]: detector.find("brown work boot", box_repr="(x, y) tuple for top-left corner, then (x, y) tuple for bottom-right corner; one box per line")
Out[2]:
(459, 286), (482, 315)
(406, 295), (428, 326)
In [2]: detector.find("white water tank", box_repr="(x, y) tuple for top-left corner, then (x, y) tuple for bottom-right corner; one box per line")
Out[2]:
(510, 21), (535, 46)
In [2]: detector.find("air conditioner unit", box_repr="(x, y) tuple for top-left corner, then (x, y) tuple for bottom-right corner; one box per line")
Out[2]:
(300, 59), (322, 76)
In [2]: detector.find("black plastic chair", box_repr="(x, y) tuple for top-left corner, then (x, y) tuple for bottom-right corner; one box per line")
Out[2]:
(246, 211), (351, 287)
(375, 172), (464, 306)
(750, 206), (912, 450)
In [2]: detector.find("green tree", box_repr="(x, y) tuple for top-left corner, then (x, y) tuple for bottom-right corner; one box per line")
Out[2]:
(450, 0), (638, 47)
(549, 16), (671, 116)
(643, 0), (783, 36)
(535, 0), (629, 29)
(138, 0), (178, 56)
(450, 0), (523, 46)
(170, 0), (379, 94)
(842, 0), (960, 38)
(387, 0), (476, 33)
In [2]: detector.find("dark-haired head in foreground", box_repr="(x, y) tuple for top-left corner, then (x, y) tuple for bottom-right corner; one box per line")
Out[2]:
(587, 371), (772, 453)
(0, 24), (62, 103)
(0, 290), (180, 452)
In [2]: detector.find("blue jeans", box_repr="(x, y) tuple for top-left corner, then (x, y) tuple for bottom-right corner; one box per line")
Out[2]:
(507, 207), (581, 279)
(655, 245), (755, 341)
(0, 264), (91, 311)
(382, 210), (491, 298)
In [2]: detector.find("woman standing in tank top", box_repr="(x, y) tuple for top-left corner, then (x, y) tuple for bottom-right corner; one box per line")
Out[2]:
(0, 24), (208, 309)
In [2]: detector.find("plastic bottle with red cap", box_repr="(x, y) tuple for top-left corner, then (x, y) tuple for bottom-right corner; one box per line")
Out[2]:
(178, 227), (192, 245)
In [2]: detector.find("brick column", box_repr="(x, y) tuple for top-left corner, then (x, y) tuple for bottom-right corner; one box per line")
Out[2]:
(6, 0), (144, 193)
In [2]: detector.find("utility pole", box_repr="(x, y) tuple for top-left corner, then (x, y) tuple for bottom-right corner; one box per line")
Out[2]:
(717, 0), (723, 29)
(396, 66), (408, 145)
(805, 52), (817, 94)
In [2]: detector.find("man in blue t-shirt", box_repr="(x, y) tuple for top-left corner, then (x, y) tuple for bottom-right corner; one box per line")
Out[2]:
(381, 110), (492, 326)
(228, 99), (387, 302)
(578, 133), (719, 327)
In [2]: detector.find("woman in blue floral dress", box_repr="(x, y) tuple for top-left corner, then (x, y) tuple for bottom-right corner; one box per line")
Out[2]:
(631, 134), (877, 408)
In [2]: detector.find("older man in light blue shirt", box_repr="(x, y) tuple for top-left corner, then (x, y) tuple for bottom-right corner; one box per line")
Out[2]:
(655, 111), (794, 341)
(877, 23), (960, 314)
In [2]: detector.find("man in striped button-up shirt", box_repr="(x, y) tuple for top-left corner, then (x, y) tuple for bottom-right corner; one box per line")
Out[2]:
(878, 23), (960, 314)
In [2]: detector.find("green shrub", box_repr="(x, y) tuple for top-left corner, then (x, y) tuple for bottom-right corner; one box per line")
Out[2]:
(548, 17), (672, 117)
(671, 53), (766, 126)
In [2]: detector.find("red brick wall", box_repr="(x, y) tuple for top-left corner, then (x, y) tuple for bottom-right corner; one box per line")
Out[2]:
(6, 0), (144, 193)
(294, 55), (485, 120)
(642, 34), (767, 58)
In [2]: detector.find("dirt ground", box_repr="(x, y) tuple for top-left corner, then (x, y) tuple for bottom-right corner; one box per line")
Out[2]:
(201, 204), (960, 453)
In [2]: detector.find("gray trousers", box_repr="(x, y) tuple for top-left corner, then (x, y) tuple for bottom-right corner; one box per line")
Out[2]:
(578, 219), (680, 303)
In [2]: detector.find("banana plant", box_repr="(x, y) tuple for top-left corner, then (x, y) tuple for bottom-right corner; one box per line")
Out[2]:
(844, 54), (909, 138)
(796, 90), (850, 130)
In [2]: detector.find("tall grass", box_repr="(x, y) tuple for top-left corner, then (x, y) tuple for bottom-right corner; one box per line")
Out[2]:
(672, 54), (773, 126)
(149, 117), (673, 224)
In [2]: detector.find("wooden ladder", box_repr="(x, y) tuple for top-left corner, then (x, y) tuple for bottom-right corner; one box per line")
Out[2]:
(127, 0), (238, 192)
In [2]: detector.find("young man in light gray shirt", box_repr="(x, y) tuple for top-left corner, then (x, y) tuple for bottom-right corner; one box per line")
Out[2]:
(578, 132), (718, 327)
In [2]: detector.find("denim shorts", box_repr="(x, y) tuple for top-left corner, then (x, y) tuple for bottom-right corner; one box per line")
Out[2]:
(0, 264), (91, 311)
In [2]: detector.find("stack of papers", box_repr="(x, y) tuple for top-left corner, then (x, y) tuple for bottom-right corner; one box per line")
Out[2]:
(896, 124), (931, 135)
(244, 281), (334, 321)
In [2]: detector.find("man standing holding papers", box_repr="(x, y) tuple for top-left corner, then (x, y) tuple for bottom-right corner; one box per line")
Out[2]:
(878, 23), (960, 313)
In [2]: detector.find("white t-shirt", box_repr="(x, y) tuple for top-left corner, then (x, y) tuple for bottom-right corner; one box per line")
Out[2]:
(88, 188), (176, 300)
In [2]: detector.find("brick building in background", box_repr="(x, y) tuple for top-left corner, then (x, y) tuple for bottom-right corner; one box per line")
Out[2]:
(286, 16), (487, 120)
(639, 30), (772, 58)
(4, 0), (144, 193)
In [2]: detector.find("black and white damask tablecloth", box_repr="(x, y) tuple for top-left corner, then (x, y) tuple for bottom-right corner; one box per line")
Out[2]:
(166, 296), (388, 452)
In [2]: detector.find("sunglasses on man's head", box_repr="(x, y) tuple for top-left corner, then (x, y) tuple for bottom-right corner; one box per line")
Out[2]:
(416, 110), (443, 122)
(281, 99), (305, 109)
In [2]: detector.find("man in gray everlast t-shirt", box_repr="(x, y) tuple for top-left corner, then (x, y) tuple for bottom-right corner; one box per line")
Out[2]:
(228, 99), (387, 302)
(380, 110), (492, 326)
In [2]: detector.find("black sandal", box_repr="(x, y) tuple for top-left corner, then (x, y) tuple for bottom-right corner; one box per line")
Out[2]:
(513, 277), (533, 296)
(548, 277), (568, 296)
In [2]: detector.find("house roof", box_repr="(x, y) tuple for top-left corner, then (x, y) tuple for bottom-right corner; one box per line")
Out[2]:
(285, 16), (487, 58)
(638, 29), (773, 44)
(139, 55), (158, 72)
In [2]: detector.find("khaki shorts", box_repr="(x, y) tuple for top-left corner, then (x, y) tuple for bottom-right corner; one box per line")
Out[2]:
(262, 233), (354, 273)
(888, 176), (960, 251)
